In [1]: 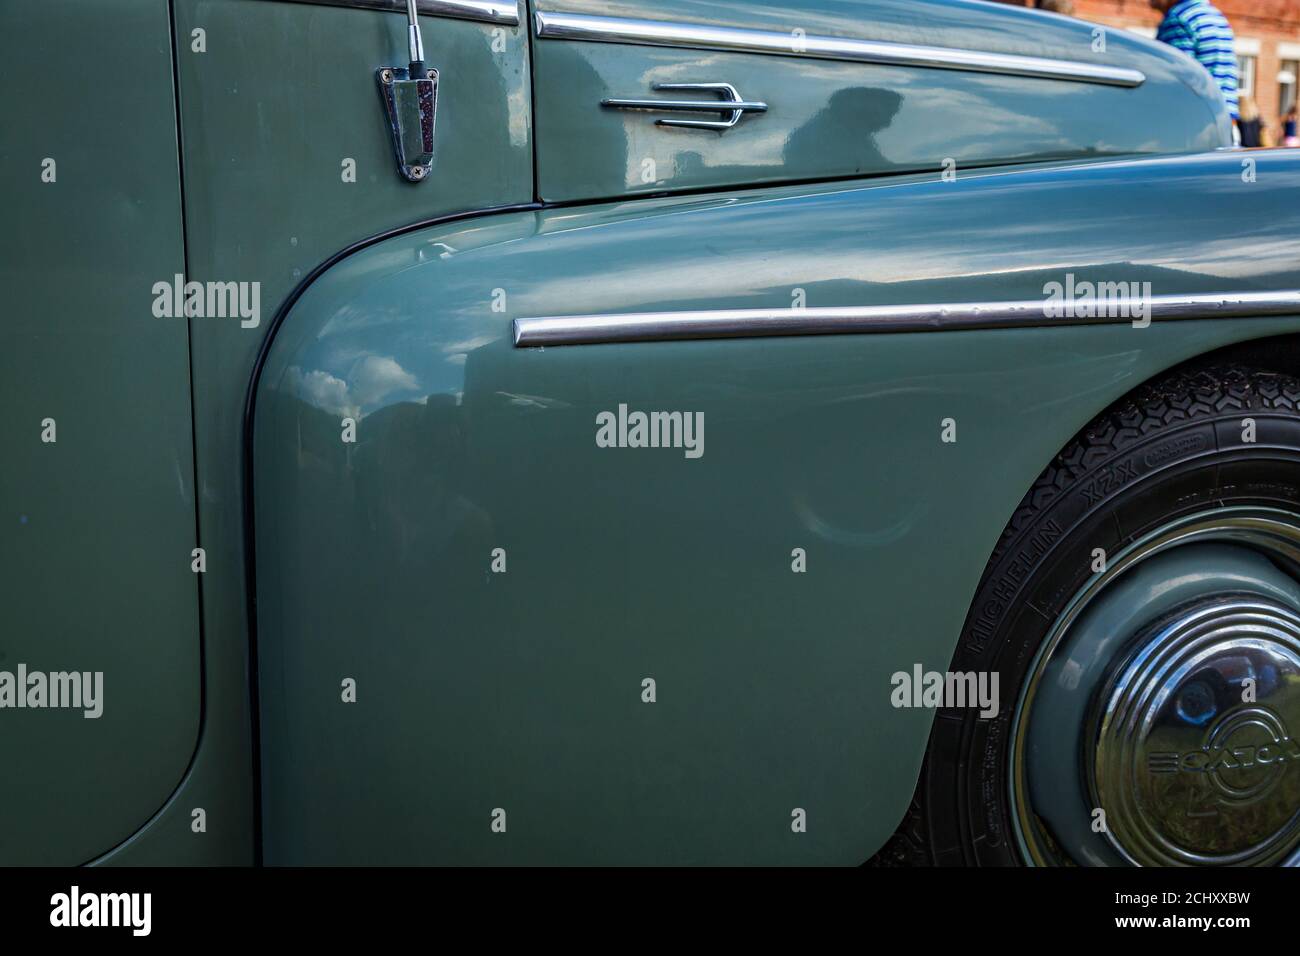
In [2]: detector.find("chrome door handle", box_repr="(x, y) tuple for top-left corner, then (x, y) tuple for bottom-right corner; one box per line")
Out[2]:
(601, 82), (767, 130)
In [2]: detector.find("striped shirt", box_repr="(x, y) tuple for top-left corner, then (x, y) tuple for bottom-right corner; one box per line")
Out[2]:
(1156, 0), (1239, 119)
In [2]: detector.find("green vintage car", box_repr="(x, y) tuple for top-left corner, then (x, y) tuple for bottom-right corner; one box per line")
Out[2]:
(6, 0), (1300, 868)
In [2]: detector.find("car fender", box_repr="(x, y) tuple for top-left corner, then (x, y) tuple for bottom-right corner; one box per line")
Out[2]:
(252, 149), (1300, 864)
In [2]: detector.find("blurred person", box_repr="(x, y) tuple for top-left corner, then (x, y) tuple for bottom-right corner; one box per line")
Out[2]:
(1037, 0), (1076, 14)
(1285, 105), (1299, 147)
(1151, 0), (1239, 128)
(1237, 96), (1262, 147)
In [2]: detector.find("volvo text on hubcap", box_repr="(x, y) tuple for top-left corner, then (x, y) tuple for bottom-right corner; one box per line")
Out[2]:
(1011, 508), (1300, 866)
(1092, 599), (1300, 866)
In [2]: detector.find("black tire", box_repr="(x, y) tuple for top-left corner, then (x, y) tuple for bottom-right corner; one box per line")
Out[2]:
(871, 364), (1300, 866)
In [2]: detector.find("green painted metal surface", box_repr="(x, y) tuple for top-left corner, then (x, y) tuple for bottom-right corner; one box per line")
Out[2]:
(533, 0), (1228, 202)
(8, 0), (1291, 866)
(98, 0), (533, 865)
(0, 0), (199, 865)
(253, 150), (1300, 864)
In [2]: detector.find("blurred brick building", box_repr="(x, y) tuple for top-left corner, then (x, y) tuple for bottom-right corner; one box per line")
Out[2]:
(998, 1), (1300, 136)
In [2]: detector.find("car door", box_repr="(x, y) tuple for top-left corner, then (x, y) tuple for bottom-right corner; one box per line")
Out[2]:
(0, 0), (200, 865)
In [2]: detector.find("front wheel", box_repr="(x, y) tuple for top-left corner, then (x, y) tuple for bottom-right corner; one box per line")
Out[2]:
(877, 365), (1300, 867)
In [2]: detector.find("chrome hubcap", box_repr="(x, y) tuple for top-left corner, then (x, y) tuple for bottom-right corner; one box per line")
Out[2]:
(1091, 598), (1300, 866)
(1011, 508), (1300, 866)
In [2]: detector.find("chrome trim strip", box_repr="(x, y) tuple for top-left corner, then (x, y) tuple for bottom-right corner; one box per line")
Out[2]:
(513, 292), (1300, 347)
(277, 0), (519, 27)
(534, 11), (1145, 87)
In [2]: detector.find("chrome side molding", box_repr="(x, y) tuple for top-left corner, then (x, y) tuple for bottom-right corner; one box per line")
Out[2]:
(603, 83), (767, 130)
(282, 0), (520, 27)
(417, 0), (517, 23)
(534, 11), (1145, 88)
(513, 292), (1300, 347)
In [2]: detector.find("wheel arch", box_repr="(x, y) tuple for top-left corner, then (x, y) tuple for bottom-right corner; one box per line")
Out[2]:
(875, 333), (1300, 866)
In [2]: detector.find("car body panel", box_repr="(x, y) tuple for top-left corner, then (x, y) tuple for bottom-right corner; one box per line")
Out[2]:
(531, 0), (1229, 202)
(0, 0), (200, 865)
(253, 150), (1300, 864)
(92, 0), (533, 864)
